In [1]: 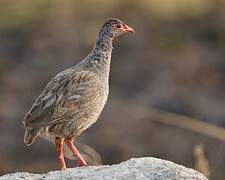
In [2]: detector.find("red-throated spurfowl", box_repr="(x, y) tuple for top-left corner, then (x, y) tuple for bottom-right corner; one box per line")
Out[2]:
(23, 19), (134, 170)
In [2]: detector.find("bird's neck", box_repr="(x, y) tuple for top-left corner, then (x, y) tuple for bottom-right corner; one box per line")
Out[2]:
(95, 31), (113, 52)
(86, 33), (113, 79)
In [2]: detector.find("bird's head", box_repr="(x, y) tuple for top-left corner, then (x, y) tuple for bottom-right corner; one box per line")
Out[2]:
(99, 19), (134, 39)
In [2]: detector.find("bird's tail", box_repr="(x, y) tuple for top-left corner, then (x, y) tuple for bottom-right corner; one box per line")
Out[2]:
(24, 127), (40, 146)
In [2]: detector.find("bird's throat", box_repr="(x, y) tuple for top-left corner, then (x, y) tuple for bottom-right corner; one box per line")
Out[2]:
(95, 32), (113, 52)
(87, 35), (113, 80)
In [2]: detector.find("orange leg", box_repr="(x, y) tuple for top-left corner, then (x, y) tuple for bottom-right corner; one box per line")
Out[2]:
(55, 137), (66, 170)
(65, 138), (87, 166)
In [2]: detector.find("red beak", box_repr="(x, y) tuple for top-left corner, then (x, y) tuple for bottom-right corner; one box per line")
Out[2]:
(122, 24), (134, 33)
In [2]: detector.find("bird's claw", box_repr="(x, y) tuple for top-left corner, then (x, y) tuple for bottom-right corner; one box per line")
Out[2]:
(77, 161), (88, 167)
(61, 166), (67, 171)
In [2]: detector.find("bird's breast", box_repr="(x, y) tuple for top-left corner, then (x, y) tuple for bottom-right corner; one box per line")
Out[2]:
(70, 79), (108, 128)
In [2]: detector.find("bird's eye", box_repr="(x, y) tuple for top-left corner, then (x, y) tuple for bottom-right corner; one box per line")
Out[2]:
(116, 24), (121, 28)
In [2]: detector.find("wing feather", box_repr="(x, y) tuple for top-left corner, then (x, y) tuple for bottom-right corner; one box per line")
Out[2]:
(23, 69), (97, 128)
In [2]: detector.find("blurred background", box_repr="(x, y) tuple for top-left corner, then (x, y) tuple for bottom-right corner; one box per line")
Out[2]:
(0, 0), (225, 179)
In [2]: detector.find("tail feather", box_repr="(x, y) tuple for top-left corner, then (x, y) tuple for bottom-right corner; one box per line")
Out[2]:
(24, 127), (40, 146)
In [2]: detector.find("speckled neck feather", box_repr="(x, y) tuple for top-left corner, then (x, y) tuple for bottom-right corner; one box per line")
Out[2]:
(95, 28), (113, 51)
(82, 26), (114, 79)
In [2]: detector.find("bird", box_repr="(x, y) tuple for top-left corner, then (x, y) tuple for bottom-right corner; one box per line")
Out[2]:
(23, 18), (134, 170)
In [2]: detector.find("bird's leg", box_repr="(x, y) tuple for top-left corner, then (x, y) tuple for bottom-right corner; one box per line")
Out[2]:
(65, 138), (87, 167)
(55, 137), (66, 170)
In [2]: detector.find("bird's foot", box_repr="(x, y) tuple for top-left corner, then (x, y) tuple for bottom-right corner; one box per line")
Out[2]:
(61, 165), (67, 171)
(77, 160), (88, 167)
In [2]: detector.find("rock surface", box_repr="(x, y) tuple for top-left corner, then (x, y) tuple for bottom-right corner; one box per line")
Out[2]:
(0, 157), (207, 180)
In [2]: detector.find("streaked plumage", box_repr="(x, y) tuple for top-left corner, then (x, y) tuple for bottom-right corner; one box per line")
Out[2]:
(23, 18), (134, 170)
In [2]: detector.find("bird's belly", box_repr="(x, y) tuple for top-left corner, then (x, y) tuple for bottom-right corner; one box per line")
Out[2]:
(75, 88), (108, 130)
(48, 85), (109, 138)
(66, 97), (107, 138)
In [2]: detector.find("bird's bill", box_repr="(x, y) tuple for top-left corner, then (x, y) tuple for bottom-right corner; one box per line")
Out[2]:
(122, 24), (134, 33)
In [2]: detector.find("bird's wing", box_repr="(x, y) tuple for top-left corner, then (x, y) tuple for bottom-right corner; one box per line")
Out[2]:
(23, 69), (72, 127)
(24, 68), (98, 128)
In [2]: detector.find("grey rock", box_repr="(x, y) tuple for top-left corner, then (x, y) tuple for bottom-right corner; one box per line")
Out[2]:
(0, 157), (208, 180)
